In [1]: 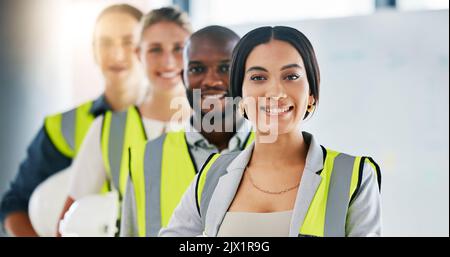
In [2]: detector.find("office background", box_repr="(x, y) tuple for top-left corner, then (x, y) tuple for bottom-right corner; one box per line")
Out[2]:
(0, 0), (448, 236)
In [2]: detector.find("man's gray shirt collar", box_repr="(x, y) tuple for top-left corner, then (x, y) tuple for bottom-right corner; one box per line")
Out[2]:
(184, 115), (253, 171)
(185, 116), (252, 154)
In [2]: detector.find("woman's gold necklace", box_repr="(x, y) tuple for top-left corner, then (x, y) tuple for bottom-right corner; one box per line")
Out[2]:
(246, 167), (300, 195)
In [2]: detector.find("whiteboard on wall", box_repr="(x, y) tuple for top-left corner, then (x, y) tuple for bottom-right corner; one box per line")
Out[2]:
(231, 10), (449, 236)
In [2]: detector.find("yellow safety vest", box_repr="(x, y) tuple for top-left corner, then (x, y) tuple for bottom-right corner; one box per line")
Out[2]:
(100, 106), (147, 198)
(44, 101), (96, 158)
(129, 130), (255, 236)
(197, 148), (381, 237)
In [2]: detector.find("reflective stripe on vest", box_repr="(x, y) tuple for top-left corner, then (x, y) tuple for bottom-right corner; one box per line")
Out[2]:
(196, 147), (374, 237)
(197, 152), (237, 226)
(44, 101), (95, 158)
(101, 106), (147, 197)
(130, 131), (197, 236)
(130, 131), (256, 237)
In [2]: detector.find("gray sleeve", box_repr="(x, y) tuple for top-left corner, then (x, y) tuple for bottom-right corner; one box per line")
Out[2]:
(119, 178), (139, 237)
(158, 175), (203, 237)
(346, 160), (382, 237)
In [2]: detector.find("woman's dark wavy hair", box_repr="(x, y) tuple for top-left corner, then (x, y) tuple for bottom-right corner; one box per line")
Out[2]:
(230, 26), (320, 118)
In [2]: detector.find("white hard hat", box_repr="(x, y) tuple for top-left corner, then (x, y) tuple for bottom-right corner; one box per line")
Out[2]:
(28, 168), (71, 237)
(58, 191), (119, 237)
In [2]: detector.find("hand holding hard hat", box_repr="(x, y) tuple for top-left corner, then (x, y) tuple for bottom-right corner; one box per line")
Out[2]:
(58, 191), (119, 237)
(29, 167), (119, 237)
(28, 168), (71, 237)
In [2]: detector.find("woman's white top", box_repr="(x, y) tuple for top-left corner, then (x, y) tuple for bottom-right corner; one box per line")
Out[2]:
(217, 210), (293, 237)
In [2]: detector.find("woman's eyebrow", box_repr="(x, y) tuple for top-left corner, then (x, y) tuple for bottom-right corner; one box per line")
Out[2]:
(246, 66), (268, 73)
(122, 34), (134, 40)
(147, 42), (162, 47)
(281, 63), (303, 71)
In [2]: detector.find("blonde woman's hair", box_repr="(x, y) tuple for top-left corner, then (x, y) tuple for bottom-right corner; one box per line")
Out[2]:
(140, 6), (192, 40)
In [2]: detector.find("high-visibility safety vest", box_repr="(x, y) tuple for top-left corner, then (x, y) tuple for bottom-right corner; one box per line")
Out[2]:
(100, 106), (148, 198)
(44, 101), (96, 158)
(196, 147), (381, 237)
(129, 130), (255, 236)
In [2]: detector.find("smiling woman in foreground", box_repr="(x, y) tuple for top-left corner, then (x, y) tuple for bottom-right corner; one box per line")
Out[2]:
(159, 26), (382, 237)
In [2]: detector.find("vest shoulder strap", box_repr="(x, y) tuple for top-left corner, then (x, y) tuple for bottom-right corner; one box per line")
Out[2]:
(130, 131), (197, 236)
(141, 133), (166, 236)
(101, 106), (146, 196)
(128, 139), (149, 237)
(321, 149), (358, 236)
(195, 152), (240, 225)
(302, 147), (381, 237)
(194, 131), (271, 217)
(44, 100), (94, 158)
